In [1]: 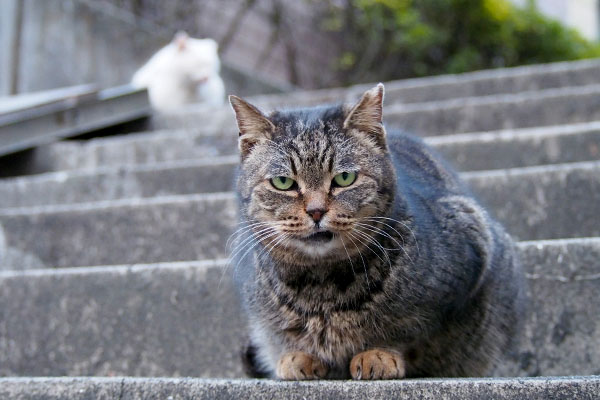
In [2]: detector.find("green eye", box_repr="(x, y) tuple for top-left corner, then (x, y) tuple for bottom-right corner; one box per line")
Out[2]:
(333, 171), (357, 187)
(270, 176), (296, 190)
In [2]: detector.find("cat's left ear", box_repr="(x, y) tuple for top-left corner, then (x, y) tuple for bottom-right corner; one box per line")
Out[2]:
(343, 83), (386, 148)
(174, 31), (189, 51)
(229, 95), (275, 160)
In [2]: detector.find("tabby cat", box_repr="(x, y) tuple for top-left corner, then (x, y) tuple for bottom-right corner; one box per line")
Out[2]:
(229, 84), (525, 380)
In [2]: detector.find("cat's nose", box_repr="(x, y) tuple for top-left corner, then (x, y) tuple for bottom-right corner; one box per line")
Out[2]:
(306, 207), (327, 222)
(305, 192), (328, 222)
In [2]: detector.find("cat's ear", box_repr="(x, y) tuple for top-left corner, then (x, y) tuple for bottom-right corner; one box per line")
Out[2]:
(229, 95), (275, 159)
(343, 83), (386, 147)
(174, 31), (189, 51)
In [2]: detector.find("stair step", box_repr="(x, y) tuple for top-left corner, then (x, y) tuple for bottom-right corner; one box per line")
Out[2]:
(155, 84), (600, 136)
(427, 121), (600, 172)
(16, 120), (600, 175)
(0, 193), (237, 269)
(0, 156), (239, 208)
(26, 129), (237, 174)
(0, 144), (600, 209)
(0, 259), (241, 378)
(1, 376), (599, 399)
(1, 161), (598, 269)
(463, 161), (600, 241)
(384, 84), (600, 135)
(248, 58), (600, 108)
(3, 125), (599, 208)
(0, 239), (598, 378)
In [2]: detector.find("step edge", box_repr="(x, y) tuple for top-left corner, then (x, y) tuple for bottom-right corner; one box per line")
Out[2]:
(1, 237), (598, 278)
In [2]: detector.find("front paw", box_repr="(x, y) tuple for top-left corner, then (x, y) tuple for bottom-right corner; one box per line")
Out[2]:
(276, 351), (328, 380)
(350, 349), (405, 380)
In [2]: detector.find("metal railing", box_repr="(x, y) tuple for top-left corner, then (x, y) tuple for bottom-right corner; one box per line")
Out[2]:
(0, 84), (151, 157)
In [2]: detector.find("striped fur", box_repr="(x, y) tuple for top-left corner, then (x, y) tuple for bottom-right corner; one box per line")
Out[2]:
(229, 85), (526, 379)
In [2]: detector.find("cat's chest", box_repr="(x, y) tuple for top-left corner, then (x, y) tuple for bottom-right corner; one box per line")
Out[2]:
(256, 267), (388, 364)
(278, 304), (371, 364)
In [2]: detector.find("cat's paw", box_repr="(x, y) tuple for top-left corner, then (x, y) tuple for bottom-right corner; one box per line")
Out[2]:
(350, 349), (405, 380)
(276, 351), (328, 380)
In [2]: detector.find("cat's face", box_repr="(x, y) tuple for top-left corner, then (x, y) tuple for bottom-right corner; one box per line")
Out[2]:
(231, 85), (395, 264)
(171, 33), (220, 83)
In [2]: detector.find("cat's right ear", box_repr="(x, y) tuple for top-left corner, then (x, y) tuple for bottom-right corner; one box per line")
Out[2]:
(174, 31), (189, 51)
(344, 83), (386, 149)
(229, 95), (275, 160)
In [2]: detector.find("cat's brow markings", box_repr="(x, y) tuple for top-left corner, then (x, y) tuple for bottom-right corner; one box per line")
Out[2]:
(289, 156), (298, 176)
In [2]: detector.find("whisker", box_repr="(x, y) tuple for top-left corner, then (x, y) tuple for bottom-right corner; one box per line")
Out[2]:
(362, 216), (420, 258)
(231, 229), (281, 275)
(355, 223), (415, 266)
(344, 232), (370, 291)
(338, 235), (357, 286)
(354, 223), (404, 251)
(262, 232), (290, 259)
(229, 224), (277, 260)
(231, 227), (279, 260)
(350, 229), (394, 269)
(221, 226), (279, 288)
(226, 221), (273, 250)
(348, 229), (390, 266)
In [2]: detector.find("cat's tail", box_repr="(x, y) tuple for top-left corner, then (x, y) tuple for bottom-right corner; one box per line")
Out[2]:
(241, 337), (270, 378)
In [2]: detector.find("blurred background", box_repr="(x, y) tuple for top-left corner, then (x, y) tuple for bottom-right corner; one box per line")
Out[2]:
(1, 0), (600, 387)
(2, 0), (600, 97)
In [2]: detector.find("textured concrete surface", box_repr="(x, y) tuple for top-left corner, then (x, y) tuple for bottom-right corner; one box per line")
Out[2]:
(0, 260), (245, 377)
(500, 238), (600, 377)
(384, 84), (600, 136)
(0, 193), (237, 269)
(0, 156), (239, 208)
(7, 118), (599, 180)
(0, 162), (598, 269)
(1, 146), (599, 211)
(464, 161), (600, 241)
(155, 84), (600, 136)
(428, 122), (600, 172)
(248, 58), (600, 109)
(31, 129), (238, 173)
(0, 239), (598, 378)
(0, 376), (599, 400)
(1, 59), (599, 391)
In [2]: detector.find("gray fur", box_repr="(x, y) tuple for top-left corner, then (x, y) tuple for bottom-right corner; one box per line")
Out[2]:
(229, 86), (526, 379)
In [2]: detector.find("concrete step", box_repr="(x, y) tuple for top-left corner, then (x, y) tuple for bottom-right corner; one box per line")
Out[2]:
(1, 161), (599, 269)
(247, 58), (600, 109)
(0, 156), (239, 208)
(0, 153), (600, 209)
(25, 128), (238, 174)
(0, 193), (237, 269)
(0, 122), (600, 208)
(426, 121), (600, 172)
(155, 84), (600, 136)
(15, 120), (600, 175)
(463, 161), (600, 241)
(1, 376), (599, 400)
(0, 238), (598, 378)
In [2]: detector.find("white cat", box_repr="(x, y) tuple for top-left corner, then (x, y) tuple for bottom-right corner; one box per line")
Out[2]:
(132, 32), (226, 112)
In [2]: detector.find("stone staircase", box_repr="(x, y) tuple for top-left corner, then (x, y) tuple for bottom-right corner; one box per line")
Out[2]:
(1, 59), (600, 398)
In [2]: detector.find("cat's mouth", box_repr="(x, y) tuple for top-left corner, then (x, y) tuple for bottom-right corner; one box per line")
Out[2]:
(303, 230), (334, 243)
